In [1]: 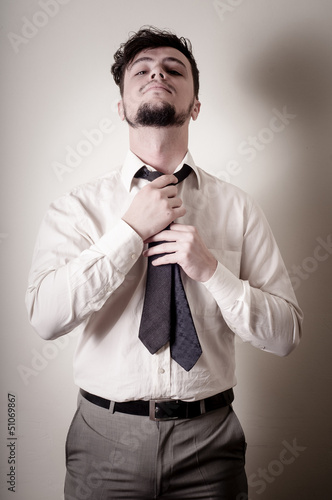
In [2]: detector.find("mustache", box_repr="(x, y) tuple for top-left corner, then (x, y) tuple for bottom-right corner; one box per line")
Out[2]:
(140, 81), (175, 94)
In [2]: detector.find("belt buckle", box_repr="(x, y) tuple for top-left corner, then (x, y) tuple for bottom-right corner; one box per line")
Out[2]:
(149, 400), (181, 421)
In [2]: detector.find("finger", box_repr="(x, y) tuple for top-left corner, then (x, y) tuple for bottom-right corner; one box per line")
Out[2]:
(150, 174), (178, 188)
(172, 205), (186, 219)
(162, 185), (179, 199)
(143, 242), (178, 257)
(145, 224), (189, 243)
(168, 196), (184, 209)
(151, 253), (179, 266)
(145, 230), (180, 244)
(169, 223), (194, 232)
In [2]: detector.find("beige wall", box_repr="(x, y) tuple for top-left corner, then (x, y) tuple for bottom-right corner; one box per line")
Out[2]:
(1, 0), (331, 498)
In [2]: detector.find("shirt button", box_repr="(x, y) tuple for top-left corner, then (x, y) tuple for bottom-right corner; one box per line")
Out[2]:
(131, 253), (136, 260)
(158, 368), (165, 374)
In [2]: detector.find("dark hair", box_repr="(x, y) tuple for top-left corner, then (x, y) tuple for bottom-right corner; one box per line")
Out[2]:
(111, 26), (199, 98)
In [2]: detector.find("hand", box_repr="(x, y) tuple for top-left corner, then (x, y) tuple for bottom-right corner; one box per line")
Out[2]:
(143, 223), (218, 282)
(122, 174), (186, 241)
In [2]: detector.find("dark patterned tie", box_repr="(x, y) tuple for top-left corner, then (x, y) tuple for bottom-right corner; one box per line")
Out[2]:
(134, 164), (202, 371)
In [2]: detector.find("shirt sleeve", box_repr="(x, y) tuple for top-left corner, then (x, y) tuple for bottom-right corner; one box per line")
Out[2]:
(202, 199), (303, 357)
(25, 194), (143, 340)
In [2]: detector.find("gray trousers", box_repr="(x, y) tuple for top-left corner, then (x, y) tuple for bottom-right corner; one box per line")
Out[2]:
(64, 393), (248, 500)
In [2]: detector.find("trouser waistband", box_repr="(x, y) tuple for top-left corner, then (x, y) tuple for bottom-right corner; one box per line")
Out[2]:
(80, 388), (234, 421)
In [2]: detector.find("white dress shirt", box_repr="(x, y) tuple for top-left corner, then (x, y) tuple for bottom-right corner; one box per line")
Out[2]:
(26, 150), (303, 402)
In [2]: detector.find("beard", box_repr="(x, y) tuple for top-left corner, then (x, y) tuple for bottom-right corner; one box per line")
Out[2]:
(123, 99), (195, 129)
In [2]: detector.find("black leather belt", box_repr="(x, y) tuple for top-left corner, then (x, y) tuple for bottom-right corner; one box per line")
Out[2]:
(80, 388), (234, 421)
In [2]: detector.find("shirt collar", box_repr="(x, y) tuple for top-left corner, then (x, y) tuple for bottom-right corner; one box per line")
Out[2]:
(121, 149), (201, 192)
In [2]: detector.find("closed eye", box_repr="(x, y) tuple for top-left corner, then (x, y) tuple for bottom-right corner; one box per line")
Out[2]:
(136, 69), (181, 76)
(167, 70), (182, 76)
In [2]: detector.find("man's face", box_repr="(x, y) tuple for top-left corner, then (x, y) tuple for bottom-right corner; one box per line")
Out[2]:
(118, 46), (200, 128)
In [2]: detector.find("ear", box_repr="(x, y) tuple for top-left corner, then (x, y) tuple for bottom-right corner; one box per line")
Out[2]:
(191, 99), (201, 121)
(118, 100), (125, 121)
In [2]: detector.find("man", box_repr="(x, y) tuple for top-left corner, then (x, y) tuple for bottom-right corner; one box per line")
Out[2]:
(26, 27), (303, 499)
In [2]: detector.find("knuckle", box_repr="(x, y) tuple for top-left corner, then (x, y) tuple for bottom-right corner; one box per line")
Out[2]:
(182, 248), (191, 262)
(154, 190), (163, 202)
(187, 232), (195, 244)
(184, 241), (192, 252)
(162, 198), (171, 209)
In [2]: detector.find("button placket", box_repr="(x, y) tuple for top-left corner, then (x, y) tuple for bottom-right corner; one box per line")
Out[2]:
(153, 346), (171, 397)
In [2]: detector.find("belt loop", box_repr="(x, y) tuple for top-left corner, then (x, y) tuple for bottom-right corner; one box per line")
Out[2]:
(200, 399), (206, 414)
(109, 401), (116, 413)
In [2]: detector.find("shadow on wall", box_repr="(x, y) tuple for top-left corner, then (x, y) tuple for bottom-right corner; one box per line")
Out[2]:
(239, 28), (332, 123)
(237, 26), (332, 294)
(233, 26), (332, 499)
(233, 24), (332, 416)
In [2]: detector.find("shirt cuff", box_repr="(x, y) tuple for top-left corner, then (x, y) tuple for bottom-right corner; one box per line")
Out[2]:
(202, 261), (244, 309)
(93, 219), (143, 274)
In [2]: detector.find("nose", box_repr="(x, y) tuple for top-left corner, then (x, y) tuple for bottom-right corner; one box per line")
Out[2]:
(151, 71), (165, 79)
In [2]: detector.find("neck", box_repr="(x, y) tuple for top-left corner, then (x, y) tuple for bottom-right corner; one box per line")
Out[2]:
(128, 125), (189, 174)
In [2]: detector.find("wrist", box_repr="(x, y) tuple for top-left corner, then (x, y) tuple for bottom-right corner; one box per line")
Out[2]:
(121, 216), (146, 241)
(200, 258), (218, 283)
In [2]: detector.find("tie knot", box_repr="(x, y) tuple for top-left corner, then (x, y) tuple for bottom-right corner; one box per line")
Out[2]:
(134, 164), (192, 184)
(134, 166), (162, 182)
